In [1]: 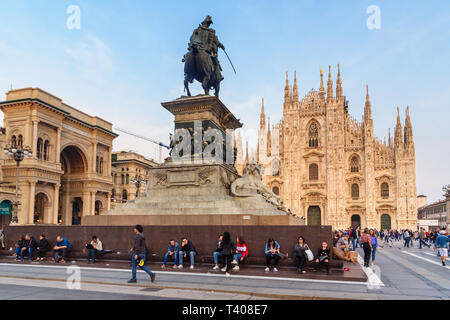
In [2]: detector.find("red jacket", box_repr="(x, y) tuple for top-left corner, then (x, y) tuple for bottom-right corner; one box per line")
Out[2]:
(236, 242), (248, 258)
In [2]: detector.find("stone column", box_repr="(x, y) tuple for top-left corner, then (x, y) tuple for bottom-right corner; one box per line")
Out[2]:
(106, 193), (111, 211)
(52, 184), (60, 224)
(28, 181), (36, 225)
(31, 120), (38, 159)
(62, 194), (72, 226)
(91, 191), (96, 215)
(82, 192), (91, 217)
(55, 127), (61, 163)
(92, 142), (97, 174)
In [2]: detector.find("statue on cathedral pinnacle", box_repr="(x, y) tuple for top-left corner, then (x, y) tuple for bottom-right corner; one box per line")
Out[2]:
(182, 15), (235, 98)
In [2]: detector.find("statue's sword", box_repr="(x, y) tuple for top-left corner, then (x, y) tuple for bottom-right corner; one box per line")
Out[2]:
(223, 49), (237, 74)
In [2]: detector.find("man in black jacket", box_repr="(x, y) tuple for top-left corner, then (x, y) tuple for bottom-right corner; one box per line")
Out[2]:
(128, 225), (155, 284)
(178, 237), (197, 270)
(36, 234), (51, 261)
(21, 234), (37, 261)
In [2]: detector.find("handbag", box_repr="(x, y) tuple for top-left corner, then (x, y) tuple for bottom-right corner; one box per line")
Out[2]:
(305, 249), (314, 261)
(275, 252), (286, 259)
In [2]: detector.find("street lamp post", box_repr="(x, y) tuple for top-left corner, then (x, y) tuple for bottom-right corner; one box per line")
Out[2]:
(3, 142), (33, 225)
(130, 175), (146, 198)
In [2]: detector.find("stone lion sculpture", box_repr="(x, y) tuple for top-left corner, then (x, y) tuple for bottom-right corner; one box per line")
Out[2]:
(231, 162), (286, 210)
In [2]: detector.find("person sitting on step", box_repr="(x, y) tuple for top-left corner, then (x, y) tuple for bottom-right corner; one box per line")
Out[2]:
(232, 236), (248, 271)
(162, 239), (180, 269)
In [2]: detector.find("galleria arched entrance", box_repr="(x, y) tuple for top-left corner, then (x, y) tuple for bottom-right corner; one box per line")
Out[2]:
(60, 146), (88, 225)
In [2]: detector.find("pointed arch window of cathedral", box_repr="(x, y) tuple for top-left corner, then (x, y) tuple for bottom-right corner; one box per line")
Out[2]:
(308, 122), (319, 147)
(309, 164), (319, 181)
(381, 182), (389, 198)
(351, 184), (360, 200)
(350, 156), (360, 173)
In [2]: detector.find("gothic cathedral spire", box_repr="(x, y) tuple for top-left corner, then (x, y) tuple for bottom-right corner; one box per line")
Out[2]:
(293, 70), (299, 102)
(404, 106), (414, 148)
(364, 85), (372, 123)
(336, 64), (343, 101)
(319, 69), (326, 105)
(260, 98), (266, 129)
(327, 65), (334, 103)
(394, 106), (403, 148)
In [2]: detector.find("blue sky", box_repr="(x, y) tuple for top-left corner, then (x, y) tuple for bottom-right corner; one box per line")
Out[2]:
(0, 0), (449, 202)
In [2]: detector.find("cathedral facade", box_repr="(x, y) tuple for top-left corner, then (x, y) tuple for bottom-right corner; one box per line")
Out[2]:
(250, 66), (417, 230)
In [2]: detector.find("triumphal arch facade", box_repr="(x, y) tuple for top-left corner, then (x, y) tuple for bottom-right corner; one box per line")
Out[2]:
(0, 88), (117, 225)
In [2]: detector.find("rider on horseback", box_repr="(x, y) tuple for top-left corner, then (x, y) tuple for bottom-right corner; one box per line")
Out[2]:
(183, 16), (225, 96)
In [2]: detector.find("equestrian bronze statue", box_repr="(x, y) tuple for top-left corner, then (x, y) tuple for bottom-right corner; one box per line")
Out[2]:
(183, 16), (233, 98)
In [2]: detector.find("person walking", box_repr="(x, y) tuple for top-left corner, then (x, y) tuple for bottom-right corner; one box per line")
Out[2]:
(403, 230), (410, 248)
(434, 230), (450, 267)
(419, 228), (430, 249)
(356, 226), (362, 248)
(0, 225), (5, 249)
(360, 228), (372, 267)
(128, 225), (155, 284)
(369, 229), (378, 265)
(350, 227), (357, 251)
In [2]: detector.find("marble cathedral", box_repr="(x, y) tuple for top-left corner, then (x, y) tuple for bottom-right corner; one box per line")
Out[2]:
(236, 65), (418, 230)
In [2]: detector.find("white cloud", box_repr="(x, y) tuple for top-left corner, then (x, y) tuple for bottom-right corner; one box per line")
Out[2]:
(65, 34), (114, 72)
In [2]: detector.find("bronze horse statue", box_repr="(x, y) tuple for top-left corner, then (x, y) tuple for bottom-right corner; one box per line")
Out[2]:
(183, 43), (221, 98)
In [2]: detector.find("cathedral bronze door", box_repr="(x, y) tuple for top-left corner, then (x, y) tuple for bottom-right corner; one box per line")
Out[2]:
(351, 214), (361, 228)
(381, 214), (391, 230)
(307, 206), (321, 226)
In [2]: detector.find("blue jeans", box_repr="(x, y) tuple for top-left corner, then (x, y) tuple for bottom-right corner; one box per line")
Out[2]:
(14, 247), (21, 257)
(356, 237), (361, 248)
(213, 251), (223, 264)
(131, 252), (153, 280)
(233, 253), (243, 265)
(19, 247), (33, 261)
(179, 251), (196, 267)
(163, 252), (179, 266)
(404, 237), (410, 248)
(371, 248), (376, 262)
(351, 238), (357, 250)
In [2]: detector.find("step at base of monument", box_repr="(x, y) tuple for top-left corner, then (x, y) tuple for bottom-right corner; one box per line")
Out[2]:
(0, 255), (367, 283)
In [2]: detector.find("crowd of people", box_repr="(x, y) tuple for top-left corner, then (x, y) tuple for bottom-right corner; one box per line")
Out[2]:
(331, 226), (450, 267)
(7, 224), (449, 284)
(161, 232), (331, 276)
(7, 225), (335, 282)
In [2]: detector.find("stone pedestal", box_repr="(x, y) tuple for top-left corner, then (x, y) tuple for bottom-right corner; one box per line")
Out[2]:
(96, 95), (304, 226)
